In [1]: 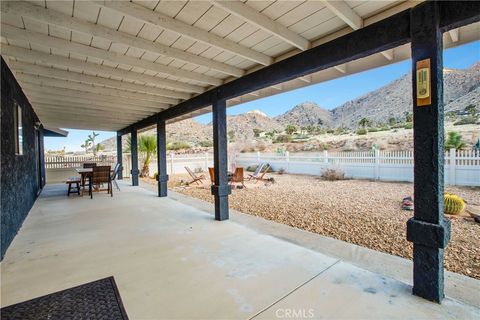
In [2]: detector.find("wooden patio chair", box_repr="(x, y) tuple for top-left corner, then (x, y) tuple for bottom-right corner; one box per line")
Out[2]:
(208, 167), (215, 185)
(230, 167), (246, 189)
(89, 165), (112, 199)
(248, 163), (271, 184)
(185, 166), (205, 185)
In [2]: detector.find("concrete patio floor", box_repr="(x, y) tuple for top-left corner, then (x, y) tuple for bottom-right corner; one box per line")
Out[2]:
(1, 181), (478, 319)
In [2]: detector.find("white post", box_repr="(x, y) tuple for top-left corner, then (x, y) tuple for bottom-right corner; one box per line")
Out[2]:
(449, 148), (456, 186)
(170, 153), (174, 175)
(257, 151), (261, 163)
(205, 152), (209, 171)
(323, 150), (328, 165)
(285, 151), (290, 172)
(374, 149), (380, 180)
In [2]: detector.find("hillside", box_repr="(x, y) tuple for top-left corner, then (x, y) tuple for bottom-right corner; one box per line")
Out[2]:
(275, 101), (333, 127)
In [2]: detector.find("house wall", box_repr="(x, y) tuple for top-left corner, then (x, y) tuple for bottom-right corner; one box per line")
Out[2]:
(1, 57), (45, 260)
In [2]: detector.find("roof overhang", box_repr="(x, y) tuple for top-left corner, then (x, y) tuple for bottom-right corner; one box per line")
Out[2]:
(43, 127), (69, 137)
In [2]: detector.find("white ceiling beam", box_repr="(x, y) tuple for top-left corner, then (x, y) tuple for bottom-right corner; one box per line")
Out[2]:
(323, 1), (363, 30)
(271, 84), (282, 91)
(334, 63), (347, 74)
(2, 45), (204, 93)
(449, 29), (459, 42)
(38, 114), (132, 125)
(9, 61), (187, 101)
(21, 84), (168, 110)
(2, 1), (243, 78)
(28, 96), (160, 115)
(15, 73), (175, 106)
(33, 102), (151, 118)
(380, 49), (394, 61)
(41, 121), (121, 131)
(298, 75), (311, 83)
(1, 24), (222, 86)
(35, 108), (144, 123)
(92, 0), (273, 66)
(211, 1), (310, 51)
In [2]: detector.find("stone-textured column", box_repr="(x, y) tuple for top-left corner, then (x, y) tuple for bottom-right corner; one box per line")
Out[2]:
(406, 1), (450, 303)
(116, 133), (123, 180)
(156, 117), (168, 197)
(130, 129), (139, 186)
(211, 95), (230, 221)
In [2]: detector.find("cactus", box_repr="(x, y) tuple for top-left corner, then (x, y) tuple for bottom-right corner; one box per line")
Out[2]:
(444, 193), (466, 215)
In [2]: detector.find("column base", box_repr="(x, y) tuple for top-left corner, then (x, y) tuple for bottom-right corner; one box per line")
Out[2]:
(156, 174), (169, 197)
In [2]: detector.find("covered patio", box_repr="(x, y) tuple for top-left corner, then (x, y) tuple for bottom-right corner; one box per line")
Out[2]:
(1, 181), (478, 319)
(1, 0), (480, 317)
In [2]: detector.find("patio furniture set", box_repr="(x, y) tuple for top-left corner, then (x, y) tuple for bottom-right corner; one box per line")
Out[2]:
(66, 162), (121, 198)
(185, 163), (272, 188)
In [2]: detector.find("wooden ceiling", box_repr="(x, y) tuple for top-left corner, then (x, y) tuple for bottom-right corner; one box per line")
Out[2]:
(1, 1), (478, 131)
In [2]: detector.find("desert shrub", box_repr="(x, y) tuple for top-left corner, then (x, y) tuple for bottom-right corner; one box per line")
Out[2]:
(445, 131), (465, 150)
(454, 116), (478, 126)
(167, 141), (190, 150)
(391, 123), (405, 129)
(274, 135), (292, 143)
(326, 129), (335, 134)
(404, 123), (413, 129)
(199, 140), (213, 147)
(378, 125), (390, 131)
(368, 127), (379, 132)
(356, 128), (367, 135)
(318, 142), (329, 151)
(321, 168), (345, 181)
(277, 168), (286, 175)
(246, 164), (273, 173)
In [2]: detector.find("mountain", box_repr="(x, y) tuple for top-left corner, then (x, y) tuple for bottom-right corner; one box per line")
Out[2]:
(274, 101), (333, 128)
(227, 110), (282, 139)
(331, 62), (480, 127)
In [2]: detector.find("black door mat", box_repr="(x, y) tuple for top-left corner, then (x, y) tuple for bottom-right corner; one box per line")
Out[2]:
(1, 276), (129, 320)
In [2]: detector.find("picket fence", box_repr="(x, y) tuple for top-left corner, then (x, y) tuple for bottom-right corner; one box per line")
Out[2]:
(235, 149), (480, 186)
(45, 149), (480, 186)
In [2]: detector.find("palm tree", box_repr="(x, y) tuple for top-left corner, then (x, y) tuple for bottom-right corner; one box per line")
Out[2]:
(445, 132), (465, 150)
(139, 135), (157, 177)
(358, 118), (371, 128)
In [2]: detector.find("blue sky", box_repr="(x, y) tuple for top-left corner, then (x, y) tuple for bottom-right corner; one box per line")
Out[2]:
(45, 40), (479, 152)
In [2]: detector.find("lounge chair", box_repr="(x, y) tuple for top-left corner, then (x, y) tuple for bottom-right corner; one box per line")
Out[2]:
(230, 167), (246, 189)
(185, 166), (205, 185)
(111, 163), (121, 191)
(248, 163), (271, 184)
(89, 165), (112, 198)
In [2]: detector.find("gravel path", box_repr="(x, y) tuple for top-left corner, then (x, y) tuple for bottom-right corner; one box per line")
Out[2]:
(152, 173), (480, 279)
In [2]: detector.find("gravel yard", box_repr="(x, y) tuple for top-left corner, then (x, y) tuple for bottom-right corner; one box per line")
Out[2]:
(145, 173), (480, 279)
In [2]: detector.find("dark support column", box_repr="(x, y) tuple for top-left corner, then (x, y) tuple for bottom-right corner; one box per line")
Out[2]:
(211, 94), (231, 221)
(116, 133), (123, 180)
(406, 1), (450, 303)
(156, 117), (168, 197)
(130, 129), (139, 186)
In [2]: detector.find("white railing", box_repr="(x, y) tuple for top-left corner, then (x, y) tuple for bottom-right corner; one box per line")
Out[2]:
(235, 149), (480, 186)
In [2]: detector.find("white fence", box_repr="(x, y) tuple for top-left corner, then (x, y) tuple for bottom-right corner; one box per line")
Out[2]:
(235, 149), (480, 186)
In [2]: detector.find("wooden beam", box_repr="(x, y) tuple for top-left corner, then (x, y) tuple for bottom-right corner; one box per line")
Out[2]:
(156, 117), (168, 197)
(381, 49), (394, 61)
(448, 29), (459, 42)
(324, 1), (363, 30)
(298, 75), (311, 83)
(334, 63), (347, 74)
(2, 1), (243, 78)
(211, 97), (230, 221)
(15, 73), (175, 105)
(1, 44), (204, 93)
(20, 84), (168, 110)
(211, 0), (310, 51)
(32, 102), (151, 118)
(35, 108), (143, 122)
(10, 61), (188, 100)
(38, 114), (132, 125)
(1, 24), (223, 86)
(92, 0), (273, 66)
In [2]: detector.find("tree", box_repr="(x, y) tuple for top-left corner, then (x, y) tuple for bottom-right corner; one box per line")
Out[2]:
(285, 124), (297, 135)
(139, 135), (157, 177)
(253, 128), (263, 138)
(358, 118), (371, 128)
(465, 104), (477, 117)
(86, 131), (100, 155)
(81, 139), (91, 154)
(445, 132), (465, 150)
(96, 143), (105, 152)
(388, 117), (396, 126)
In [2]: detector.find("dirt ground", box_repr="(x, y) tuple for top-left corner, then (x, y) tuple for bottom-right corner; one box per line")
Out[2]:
(143, 173), (480, 279)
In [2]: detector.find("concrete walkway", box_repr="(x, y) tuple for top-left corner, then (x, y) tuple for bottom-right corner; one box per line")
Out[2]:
(1, 182), (478, 319)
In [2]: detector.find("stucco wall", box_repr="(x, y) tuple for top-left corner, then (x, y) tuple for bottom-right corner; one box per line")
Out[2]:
(1, 57), (45, 260)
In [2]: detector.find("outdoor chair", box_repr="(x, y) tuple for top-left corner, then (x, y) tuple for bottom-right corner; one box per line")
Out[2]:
(208, 167), (215, 185)
(111, 163), (121, 191)
(185, 166), (206, 185)
(83, 162), (96, 168)
(248, 163), (272, 184)
(230, 167), (246, 189)
(89, 165), (112, 199)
